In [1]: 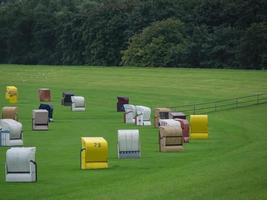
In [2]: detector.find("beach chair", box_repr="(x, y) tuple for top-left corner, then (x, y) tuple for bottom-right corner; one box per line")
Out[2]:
(0, 119), (23, 146)
(80, 137), (108, 169)
(117, 129), (140, 159)
(5, 147), (37, 182)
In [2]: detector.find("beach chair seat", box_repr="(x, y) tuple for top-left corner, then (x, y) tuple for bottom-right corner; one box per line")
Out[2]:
(61, 92), (74, 106)
(39, 103), (53, 122)
(135, 105), (151, 126)
(190, 115), (208, 139)
(5, 147), (37, 182)
(159, 126), (184, 152)
(117, 96), (129, 112)
(71, 96), (85, 112)
(123, 104), (136, 124)
(80, 137), (108, 169)
(2, 106), (18, 121)
(154, 108), (171, 128)
(0, 119), (23, 146)
(32, 109), (49, 131)
(176, 119), (190, 143)
(38, 88), (51, 102)
(5, 86), (18, 104)
(117, 129), (140, 159)
(159, 119), (181, 128)
(169, 112), (186, 120)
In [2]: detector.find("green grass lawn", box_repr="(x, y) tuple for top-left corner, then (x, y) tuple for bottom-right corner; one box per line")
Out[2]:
(0, 64), (267, 200)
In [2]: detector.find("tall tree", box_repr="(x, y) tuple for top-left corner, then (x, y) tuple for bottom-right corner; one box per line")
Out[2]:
(122, 18), (188, 67)
(239, 22), (267, 69)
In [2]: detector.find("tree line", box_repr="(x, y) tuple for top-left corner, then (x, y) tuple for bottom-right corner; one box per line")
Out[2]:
(0, 0), (266, 69)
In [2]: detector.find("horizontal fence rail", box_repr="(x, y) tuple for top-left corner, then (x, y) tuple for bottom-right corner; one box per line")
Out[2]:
(168, 93), (267, 116)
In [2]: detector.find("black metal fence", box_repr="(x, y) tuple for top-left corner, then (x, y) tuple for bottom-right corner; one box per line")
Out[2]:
(168, 93), (267, 116)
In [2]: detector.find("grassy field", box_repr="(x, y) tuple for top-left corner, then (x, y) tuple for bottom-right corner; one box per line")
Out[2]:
(0, 64), (267, 200)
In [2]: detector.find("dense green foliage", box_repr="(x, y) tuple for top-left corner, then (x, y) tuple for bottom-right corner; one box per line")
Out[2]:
(121, 18), (188, 67)
(0, 65), (267, 200)
(0, 0), (266, 68)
